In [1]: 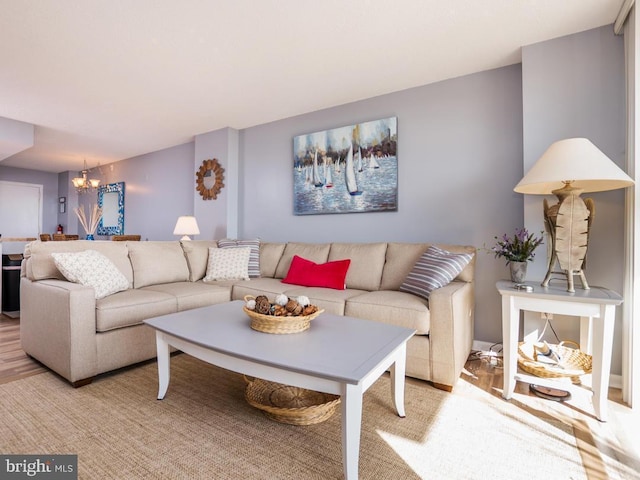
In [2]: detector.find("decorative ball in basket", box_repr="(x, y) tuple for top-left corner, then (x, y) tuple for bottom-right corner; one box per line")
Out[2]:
(243, 294), (324, 334)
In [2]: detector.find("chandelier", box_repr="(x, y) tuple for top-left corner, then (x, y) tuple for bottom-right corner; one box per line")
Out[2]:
(71, 159), (100, 194)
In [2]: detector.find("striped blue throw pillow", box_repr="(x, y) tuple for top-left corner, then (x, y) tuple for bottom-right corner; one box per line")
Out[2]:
(399, 246), (473, 300)
(217, 238), (261, 278)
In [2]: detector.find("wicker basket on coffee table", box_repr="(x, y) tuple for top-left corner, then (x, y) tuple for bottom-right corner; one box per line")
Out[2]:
(243, 295), (323, 334)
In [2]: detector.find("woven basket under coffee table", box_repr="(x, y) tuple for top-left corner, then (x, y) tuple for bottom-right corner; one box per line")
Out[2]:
(245, 377), (340, 425)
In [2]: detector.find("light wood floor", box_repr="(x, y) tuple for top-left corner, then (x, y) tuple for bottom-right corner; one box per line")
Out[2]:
(2, 313), (639, 477)
(0, 314), (46, 385)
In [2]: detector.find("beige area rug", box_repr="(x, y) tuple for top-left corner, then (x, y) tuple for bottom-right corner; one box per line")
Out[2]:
(0, 355), (621, 479)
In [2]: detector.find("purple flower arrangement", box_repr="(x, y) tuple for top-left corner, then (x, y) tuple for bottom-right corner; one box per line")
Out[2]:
(492, 228), (544, 264)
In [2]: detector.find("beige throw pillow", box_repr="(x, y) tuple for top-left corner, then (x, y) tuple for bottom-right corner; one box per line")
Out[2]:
(204, 246), (251, 281)
(51, 250), (129, 299)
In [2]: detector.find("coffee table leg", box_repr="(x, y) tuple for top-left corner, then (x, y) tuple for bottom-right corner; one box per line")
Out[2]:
(390, 344), (407, 418)
(342, 383), (363, 480)
(156, 332), (170, 400)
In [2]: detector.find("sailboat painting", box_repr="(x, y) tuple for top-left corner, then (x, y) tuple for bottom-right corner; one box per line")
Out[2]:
(293, 117), (397, 215)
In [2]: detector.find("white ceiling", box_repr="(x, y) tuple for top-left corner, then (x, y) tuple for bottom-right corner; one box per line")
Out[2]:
(0, 0), (624, 174)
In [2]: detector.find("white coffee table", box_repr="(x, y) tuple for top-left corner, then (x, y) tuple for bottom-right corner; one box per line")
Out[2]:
(144, 301), (415, 480)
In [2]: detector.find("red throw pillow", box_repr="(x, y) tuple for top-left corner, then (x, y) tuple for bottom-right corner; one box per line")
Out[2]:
(282, 255), (351, 290)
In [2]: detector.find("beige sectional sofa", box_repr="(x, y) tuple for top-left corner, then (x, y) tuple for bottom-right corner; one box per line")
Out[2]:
(20, 239), (475, 391)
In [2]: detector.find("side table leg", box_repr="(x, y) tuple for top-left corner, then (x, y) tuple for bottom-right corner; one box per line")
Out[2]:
(156, 332), (170, 400)
(590, 305), (615, 422)
(501, 295), (519, 400)
(389, 344), (407, 418)
(579, 316), (593, 354)
(342, 383), (363, 480)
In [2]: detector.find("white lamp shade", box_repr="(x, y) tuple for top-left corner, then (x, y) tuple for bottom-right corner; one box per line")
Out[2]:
(173, 216), (200, 238)
(514, 138), (634, 194)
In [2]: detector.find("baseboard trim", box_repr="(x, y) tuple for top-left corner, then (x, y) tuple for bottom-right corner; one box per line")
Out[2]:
(610, 374), (622, 389)
(472, 340), (499, 352)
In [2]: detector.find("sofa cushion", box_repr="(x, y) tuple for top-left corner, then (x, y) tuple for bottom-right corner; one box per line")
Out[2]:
(96, 289), (178, 332)
(345, 290), (430, 334)
(259, 242), (286, 278)
(274, 243), (330, 279)
(128, 241), (190, 288)
(142, 282), (231, 311)
(434, 243), (476, 283)
(181, 240), (218, 282)
(282, 255), (350, 290)
(204, 247), (251, 281)
(399, 246), (473, 300)
(51, 250), (130, 299)
(26, 240), (133, 286)
(217, 238), (261, 278)
(280, 286), (367, 315)
(230, 278), (290, 301)
(380, 243), (475, 290)
(380, 243), (429, 291)
(329, 243), (387, 291)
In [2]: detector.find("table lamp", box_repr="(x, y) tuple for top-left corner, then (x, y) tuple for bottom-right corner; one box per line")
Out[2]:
(514, 138), (634, 292)
(173, 216), (200, 241)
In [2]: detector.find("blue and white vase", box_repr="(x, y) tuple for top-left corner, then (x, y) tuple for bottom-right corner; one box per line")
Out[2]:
(86, 234), (94, 241)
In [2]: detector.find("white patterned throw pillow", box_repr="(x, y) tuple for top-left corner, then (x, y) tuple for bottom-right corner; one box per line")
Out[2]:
(217, 238), (261, 278)
(204, 246), (251, 281)
(51, 250), (130, 299)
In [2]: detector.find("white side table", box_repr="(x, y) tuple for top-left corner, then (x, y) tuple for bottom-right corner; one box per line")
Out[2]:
(497, 280), (623, 422)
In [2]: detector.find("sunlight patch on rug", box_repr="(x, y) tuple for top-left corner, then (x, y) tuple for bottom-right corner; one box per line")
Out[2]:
(377, 385), (586, 480)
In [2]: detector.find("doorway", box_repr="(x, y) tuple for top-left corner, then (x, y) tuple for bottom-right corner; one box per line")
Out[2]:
(0, 180), (43, 252)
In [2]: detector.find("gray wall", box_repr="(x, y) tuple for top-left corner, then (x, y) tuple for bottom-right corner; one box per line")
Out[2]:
(57, 171), (79, 234)
(240, 65), (524, 343)
(193, 128), (236, 241)
(522, 25), (626, 373)
(76, 142), (195, 241)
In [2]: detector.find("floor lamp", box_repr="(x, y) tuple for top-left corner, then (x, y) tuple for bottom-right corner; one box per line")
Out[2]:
(514, 138), (634, 292)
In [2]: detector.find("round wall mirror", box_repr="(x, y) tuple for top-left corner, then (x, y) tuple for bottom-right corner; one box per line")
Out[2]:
(196, 158), (225, 200)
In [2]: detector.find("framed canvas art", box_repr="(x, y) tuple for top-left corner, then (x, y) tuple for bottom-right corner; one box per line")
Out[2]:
(293, 117), (397, 215)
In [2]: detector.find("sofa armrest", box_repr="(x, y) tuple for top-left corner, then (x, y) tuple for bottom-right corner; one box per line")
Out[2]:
(427, 281), (475, 389)
(20, 277), (98, 384)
